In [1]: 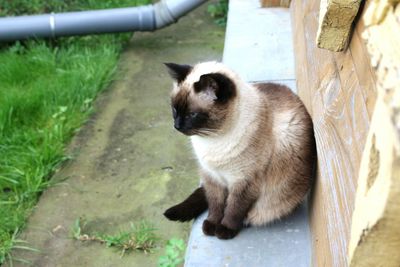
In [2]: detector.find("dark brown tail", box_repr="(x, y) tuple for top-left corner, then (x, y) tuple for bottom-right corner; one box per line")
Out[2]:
(164, 187), (208, 222)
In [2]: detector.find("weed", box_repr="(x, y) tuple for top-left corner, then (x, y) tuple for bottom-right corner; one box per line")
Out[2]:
(71, 218), (159, 256)
(158, 238), (186, 267)
(207, 0), (229, 26)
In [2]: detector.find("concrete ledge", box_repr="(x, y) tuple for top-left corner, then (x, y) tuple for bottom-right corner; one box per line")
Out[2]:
(223, 0), (295, 83)
(184, 0), (311, 266)
(185, 204), (311, 267)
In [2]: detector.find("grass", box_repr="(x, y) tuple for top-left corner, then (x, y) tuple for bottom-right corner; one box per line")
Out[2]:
(0, 0), (151, 264)
(0, 230), (40, 267)
(71, 218), (158, 256)
(71, 218), (185, 267)
(0, 0), (152, 16)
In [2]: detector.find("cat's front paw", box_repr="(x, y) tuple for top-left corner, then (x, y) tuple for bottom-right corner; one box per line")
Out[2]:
(215, 224), (239, 240)
(164, 204), (192, 222)
(202, 219), (217, 236)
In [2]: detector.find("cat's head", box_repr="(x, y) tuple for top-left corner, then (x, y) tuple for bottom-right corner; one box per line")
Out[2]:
(165, 62), (237, 136)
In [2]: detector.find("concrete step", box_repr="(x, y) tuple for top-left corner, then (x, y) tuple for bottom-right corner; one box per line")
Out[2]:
(184, 1), (311, 266)
(223, 0), (296, 88)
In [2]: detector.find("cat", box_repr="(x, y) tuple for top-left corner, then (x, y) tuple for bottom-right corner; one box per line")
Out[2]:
(163, 61), (316, 239)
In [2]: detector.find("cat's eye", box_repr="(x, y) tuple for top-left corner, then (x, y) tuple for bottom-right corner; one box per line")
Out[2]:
(172, 107), (177, 118)
(190, 112), (198, 118)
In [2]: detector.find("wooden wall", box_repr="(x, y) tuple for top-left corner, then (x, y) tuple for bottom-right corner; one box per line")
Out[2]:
(347, 1), (400, 266)
(290, 0), (377, 266)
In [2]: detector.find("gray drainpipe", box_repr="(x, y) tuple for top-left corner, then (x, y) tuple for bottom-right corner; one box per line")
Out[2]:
(0, 0), (207, 42)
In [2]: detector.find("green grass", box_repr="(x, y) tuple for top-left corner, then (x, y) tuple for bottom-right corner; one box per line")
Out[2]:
(0, 0), (151, 264)
(71, 218), (185, 266)
(71, 218), (159, 256)
(0, 0), (152, 16)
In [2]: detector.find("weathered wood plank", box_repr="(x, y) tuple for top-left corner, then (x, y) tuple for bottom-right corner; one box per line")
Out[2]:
(348, 1), (400, 266)
(316, 0), (362, 51)
(290, 0), (312, 114)
(348, 97), (400, 267)
(290, 0), (378, 266)
(348, 24), (377, 118)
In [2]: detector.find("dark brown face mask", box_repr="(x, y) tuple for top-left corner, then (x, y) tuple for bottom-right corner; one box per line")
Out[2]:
(165, 63), (237, 136)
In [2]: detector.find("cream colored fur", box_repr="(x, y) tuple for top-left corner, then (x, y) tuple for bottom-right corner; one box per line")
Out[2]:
(183, 62), (313, 226)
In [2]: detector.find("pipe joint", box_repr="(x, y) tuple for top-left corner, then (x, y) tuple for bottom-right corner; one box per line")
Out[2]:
(154, 0), (177, 29)
(0, 0), (207, 42)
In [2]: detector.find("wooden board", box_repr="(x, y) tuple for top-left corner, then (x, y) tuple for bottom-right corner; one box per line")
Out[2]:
(290, 0), (377, 266)
(348, 96), (400, 267)
(348, 1), (400, 266)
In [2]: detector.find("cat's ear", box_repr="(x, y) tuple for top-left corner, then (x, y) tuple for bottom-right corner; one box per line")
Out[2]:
(194, 73), (236, 104)
(164, 63), (192, 83)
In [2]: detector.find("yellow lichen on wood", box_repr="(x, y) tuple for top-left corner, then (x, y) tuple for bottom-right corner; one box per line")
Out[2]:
(316, 0), (362, 52)
(348, 96), (400, 267)
(364, 0), (398, 24)
(348, 1), (400, 266)
(260, 0), (291, 8)
(362, 0), (400, 134)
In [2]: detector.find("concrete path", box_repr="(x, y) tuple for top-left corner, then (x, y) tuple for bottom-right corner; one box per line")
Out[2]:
(10, 4), (224, 267)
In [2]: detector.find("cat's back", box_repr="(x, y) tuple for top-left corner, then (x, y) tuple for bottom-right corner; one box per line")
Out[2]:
(253, 83), (302, 109)
(254, 82), (311, 123)
(253, 82), (313, 155)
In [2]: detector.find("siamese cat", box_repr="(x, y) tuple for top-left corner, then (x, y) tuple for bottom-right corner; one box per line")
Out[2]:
(163, 61), (316, 240)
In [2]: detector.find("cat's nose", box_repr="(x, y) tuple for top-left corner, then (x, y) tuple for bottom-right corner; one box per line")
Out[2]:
(174, 123), (181, 130)
(174, 118), (183, 130)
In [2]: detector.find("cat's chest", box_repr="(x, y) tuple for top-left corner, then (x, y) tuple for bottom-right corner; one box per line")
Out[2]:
(190, 136), (244, 185)
(191, 136), (233, 166)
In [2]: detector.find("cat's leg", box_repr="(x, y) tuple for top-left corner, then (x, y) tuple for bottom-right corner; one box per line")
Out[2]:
(164, 187), (208, 222)
(202, 172), (228, 236)
(216, 178), (259, 239)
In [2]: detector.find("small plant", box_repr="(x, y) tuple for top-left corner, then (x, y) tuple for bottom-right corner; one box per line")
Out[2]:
(71, 217), (85, 240)
(158, 238), (186, 267)
(0, 229), (39, 267)
(71, 218), (158, 256)
(207, 0), (229, 26)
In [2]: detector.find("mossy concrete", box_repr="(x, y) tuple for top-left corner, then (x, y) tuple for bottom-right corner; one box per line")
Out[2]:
(9, 4), (224, 266)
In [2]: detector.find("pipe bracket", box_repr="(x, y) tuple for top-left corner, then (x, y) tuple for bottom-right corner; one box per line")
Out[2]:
(154, 0), (176, 29)
(49, 13), (56, 38)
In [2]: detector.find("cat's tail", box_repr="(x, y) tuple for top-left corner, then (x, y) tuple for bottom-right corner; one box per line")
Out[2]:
(164, 187), (208, 222)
